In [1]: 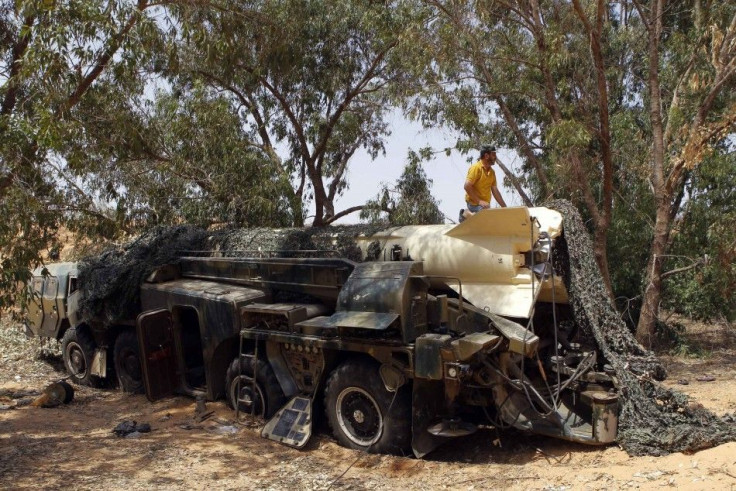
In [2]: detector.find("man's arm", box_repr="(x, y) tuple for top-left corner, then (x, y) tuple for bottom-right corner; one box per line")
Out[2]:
(491, 186), (507, 207)
(464, 180), (490, 208)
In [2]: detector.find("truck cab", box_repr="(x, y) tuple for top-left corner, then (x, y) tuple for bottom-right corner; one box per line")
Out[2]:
(26, 262), (79, 339)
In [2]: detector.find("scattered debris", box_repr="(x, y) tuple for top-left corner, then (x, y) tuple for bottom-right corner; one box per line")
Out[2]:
(30, 381), (74, 408)
(113, 420), (151, 437)
(178, 423), (203, 431)
(212, 424), (239, 435)
(193, 395), (213, 422)
(677, 379), (690, 385)
(0, 388), (40, 399)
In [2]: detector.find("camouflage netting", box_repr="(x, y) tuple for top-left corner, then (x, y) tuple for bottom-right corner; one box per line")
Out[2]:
(548, 199), (736, 456)
(77, 224), (388, 324)
(76, 203), (736, 456)
(206, 224), (389, 262)
(77, 225), (210, 325)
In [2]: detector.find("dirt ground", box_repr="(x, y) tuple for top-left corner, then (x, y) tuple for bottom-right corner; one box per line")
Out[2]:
(1, 318), (735, 490)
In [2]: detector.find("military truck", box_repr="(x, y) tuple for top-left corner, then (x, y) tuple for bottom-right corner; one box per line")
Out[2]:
(27, 207), (619, 457)
(26, 262), (143, 392)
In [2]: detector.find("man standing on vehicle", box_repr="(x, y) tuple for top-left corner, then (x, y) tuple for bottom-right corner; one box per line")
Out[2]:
(460, 145), (507, 222)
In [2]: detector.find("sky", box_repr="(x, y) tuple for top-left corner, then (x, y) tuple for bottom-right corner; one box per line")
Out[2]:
(331, 112), (525, 225)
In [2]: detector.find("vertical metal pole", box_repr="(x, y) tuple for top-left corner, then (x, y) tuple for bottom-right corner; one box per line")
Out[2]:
(235, 331), (244, 421)
(251, 341), (259, 417)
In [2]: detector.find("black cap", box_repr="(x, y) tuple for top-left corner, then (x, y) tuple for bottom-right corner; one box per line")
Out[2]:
(480, 145), (496, 157)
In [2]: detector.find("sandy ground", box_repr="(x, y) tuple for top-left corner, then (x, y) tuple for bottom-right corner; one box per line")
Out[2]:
(1, 319), (735, 490)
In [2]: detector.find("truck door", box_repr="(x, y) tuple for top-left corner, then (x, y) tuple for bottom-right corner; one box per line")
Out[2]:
(39, 276), (60, 337)
(137, 309), (178, 401)
(26, 277), (45, 336)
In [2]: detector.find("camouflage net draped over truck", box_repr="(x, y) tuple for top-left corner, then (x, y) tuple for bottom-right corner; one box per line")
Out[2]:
(77, 225), (210, 325)
(76, 202), (735, 456)
(77, 224), (386, 324)
(548, 199), (736, 456)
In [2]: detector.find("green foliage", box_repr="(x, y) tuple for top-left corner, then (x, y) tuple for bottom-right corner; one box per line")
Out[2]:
(361, 149), (444, 226)
(1, 0), (166, 315)
(663, 151), (736, 321)
(171, 0), (428, 225)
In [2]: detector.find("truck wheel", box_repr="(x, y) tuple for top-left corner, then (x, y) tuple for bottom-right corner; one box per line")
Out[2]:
(225, 357), (285, 419)
(324, 359), (411, 455)
(61, 327), (99, 387)
(113, 331), (144, 394)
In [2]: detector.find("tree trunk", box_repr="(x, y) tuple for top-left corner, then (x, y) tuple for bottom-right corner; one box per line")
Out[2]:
(290, 193), (305, 227)
(593, 225), (614, 300)
(635, 0), (666, 349)
(636, 204), (670, 346)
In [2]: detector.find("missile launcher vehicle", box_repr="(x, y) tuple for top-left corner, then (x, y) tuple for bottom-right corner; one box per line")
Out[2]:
(26, 206), (619, 457)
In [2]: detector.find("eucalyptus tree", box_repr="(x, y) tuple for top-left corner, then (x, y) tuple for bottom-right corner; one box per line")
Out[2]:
(664, 150), (736, 322)
(69, 85), (295, 230)
(361, 150), (445, 226)
(1, 0), (171, 312)
(170, 0), (429, 227)
(419, 0), (735, 347)
(633, 0), (736, 344)
(414, 0), (628, 297)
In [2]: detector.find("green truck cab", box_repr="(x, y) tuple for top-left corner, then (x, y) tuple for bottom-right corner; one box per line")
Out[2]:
(26, 262), (142, 392)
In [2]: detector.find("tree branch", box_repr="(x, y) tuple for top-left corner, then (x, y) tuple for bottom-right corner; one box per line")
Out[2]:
(322, 205), (364, 225)
(495, 157), (534, 207)
(59, 0), (151, 116)
(1, 14), (36, 116)
(660, 256), (707, 280)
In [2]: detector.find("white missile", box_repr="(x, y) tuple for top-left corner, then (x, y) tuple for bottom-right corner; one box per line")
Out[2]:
(357, 206), (568, 319)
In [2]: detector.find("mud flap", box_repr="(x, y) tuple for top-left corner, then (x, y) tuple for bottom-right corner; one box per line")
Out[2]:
(261, 395), (313, 448)
(90, 348), (107, 378)
(411, 379), (448, 458)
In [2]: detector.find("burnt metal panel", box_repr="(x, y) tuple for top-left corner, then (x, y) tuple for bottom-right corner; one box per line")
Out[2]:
(337, 261), (428, 343)
(319, 311), (398, 330)
(415, 333), (451, 380)
(411, 379), (447, 458)
(241, 303), (329, 333)
(178, 257), (355, 301)
(242, 328), (415, 372)
(261, 395), (313, 448)
(137, 309), (177, 401)
(140, 279), (266, 400)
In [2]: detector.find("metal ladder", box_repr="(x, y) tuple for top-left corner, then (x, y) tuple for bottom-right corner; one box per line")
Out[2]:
(234, 332), (260, 421)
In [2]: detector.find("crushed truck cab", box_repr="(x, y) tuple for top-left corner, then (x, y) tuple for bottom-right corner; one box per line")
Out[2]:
(134, 206), (619, 457)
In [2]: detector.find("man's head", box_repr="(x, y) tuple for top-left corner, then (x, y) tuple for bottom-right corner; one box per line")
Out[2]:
(480, 145), (497, 165)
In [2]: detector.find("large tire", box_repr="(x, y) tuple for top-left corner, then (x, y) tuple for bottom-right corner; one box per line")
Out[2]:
(113, 331), (144, 394)
(61, 327), (99, 387)
(324, 358), (411, 455)
(225, 357), (286, 419)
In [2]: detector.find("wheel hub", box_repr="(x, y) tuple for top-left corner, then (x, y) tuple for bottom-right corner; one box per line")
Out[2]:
(231, 376), (265, 416)
(336, 387), (383, 447)
(66, 342), (87, 378)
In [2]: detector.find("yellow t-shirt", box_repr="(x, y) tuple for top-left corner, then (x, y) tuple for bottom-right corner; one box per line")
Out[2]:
(464, 160), (497, 205)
